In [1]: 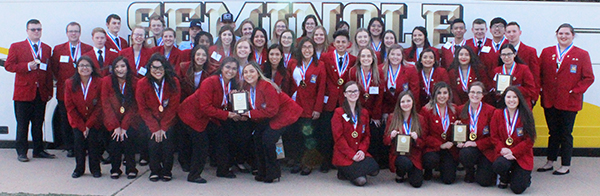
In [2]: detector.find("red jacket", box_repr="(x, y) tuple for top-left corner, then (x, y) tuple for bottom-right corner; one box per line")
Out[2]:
(135, 77), (180, 133)
(82, 48), (118, 77)
(456, 103), (496, 162)
(320, 50), (356, 111)
(101, 76), (140, 131)
(516, 42), (540, 91)
(539, 45), (594, 112)
(105, 34), (129, 52)
(179, 49), (191, 71)
(448, 66), (490, 105)
(51, 41), (94, 101)
(466, 37), (503, 80)
(270, 68), (294, 96)
(492, 63), (537, 106)
(331, 108), (371, 166)
(247, 80), (302, 130)
(64, 76), (103, 131)
(118, 46), (153, 78)
(153, 45), (182, 73)
(490, 109), (534, 171)
(419, 105), (458, 158)
(380, 63), (420, 114)
(383, 114), (426, 172)
(403, 46), (439, 64)
(348, 67), (384, 120)
(196, 75), (233, 128)
(5, 40), (53, 102)
(288, 59), (326, 118)
(418, 67), (450, 109)
(252, 47), (268, 65)
(440, 40), (466, 69)
(178, 61), (210, 100)
(208, 45), (232, 75)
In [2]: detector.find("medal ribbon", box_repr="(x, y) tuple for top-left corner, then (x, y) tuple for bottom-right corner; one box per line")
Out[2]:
(436, 104), (450, 133)
(107, 33), (121, 51)
(283, 53), (291, 67)
(219, 75), (231, 106)
(157, 37), (163, 46)
(70, 42), (81, 62)
(493, 37), (505, 52)
(119, 81), (126, 95)
(469, 103), (482, 134)
(135, 50), (141, 69)
(403, 118), (412, 135)
(28, 38), (41, 59)
(81, 77), (92, 101)
(459, 65), (471, 92)
(502, 62), (516, 75)
(421, 68), (435, 96)
(164, 49), (171, 60)
(361, 69), (371, 92)
(335, 51), (350, 78)
(451, 39), (466, 56)
(504, 108), (519, 137)
(300, 58), (313, 82)
(154, 79), (164, 106)
(250, 87), (256, 109)
(371, 41), (382, 52)
(555, 43), (573, 70)
(387, 64), (401, 89)
(351, 112), (358, 129)
(254, 51), (262, 64)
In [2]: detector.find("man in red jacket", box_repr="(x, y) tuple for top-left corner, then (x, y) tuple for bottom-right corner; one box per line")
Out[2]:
(5, 19), (55, 162)
(505, 22), (540, 105)
(105, 14), (129, 53)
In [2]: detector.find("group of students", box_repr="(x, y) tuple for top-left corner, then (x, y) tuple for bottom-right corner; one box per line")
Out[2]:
(5, 12), (594, 195)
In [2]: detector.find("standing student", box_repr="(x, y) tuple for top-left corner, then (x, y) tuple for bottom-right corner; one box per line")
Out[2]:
(404, 27), (438, 64)
(465, 18), (497, 79)
(380, 30), (397, 64)
(505, 22), (540, 106)
(380, 45), (420, 120)
(135, 54), (181, 182)
(233, 38), (253, 76)
(270, 19), (288, 45)
(440, 19), (467, 69)
(5, 19), (55, 162)
(537, 23), (595, 175)
(279, 30), (296, 68)
(251, 28), (268, 65)
(384, 90), (425, 188)
(262, 44), (293, 95)
(154, 28), (182, 73)
(491, 86), (536, 194)
(368, 17), (384, 54)
(297, 15), (318, 42)
(65, 56), (103, 178)
(105, 14), (129, 52)
(448, 46), (488, 105)
(492, 44), (536, 107)
(416, 48), (450, 109)
(236, 19), (255, 40)
(208, 26), (236, 75)
(178, 19), (202, 50)
(351, 28), (371, 57)
(312, 26), (330, 60)
(119, 27), (153, 78)
(145, 15), (165, 48)
(83, 27), (118, 77)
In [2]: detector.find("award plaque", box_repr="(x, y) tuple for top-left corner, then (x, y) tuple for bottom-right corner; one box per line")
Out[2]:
(276, 137), (285, 159)
(453, 124), (468, 142)
(395, 135), (411, 154)
(231, 92), (249, 114)
(496, 74), (512, 93)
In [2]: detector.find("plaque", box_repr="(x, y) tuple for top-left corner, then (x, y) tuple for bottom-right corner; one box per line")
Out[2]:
(231, 92), (249, 114)
(276, 137), (285, 159)
(496, 74), (512, 93)
(453, 124), (468, 142)
(395, 135), (411, 154)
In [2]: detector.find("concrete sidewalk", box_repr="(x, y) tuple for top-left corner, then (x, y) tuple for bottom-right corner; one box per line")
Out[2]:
(1, 149), (599, 196)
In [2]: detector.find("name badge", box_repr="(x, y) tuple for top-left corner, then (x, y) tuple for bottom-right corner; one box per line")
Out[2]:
(324, 95), (329, 104)
(60, 55), (70, 63)
(211, 51), (222, 61)
(517, 127), (524, 137)
(369, 86), (379, 94)
(443, 42), (453, 49)
(342, 113), (350, 121)
(138, 67), (148, 76)
(110, 48), (118, 53)
(39, 63), (48, 71)
(402, 83), (409, 91)
(483, 126), (490, 135)
(310, 74), (317, 83)
(291, 92), (297, 101)
(570, 64), (577, 73)
(481, 46), (491, 53)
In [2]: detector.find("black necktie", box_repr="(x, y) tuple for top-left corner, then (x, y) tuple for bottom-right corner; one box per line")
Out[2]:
(114, 38), (120, 47)
(33, 44), (39, 58)
(338, 57), (344, 70)
(98, 50), (104, 67)
(71, 46), (76, 57)
(477, 41), (482, 50)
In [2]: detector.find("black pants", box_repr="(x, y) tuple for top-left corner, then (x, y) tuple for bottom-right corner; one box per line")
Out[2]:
(73, 128), (102, 174)
(174, 120), (192, 171)
(337, 156), (378, 180)
(230, 120), (255, 167)
(255, 121), (284, 180)
(56, 100), (74, 151)
(493, 157), (531, 194)
(148, 128), (175, 177)
(135, 123), (150, 162)
(109, 128), (138, 175)
(395, 156), (423, 188)
(544, 107), (577, 166)
(423, 150), (457, 184)
(14, 94), (47, 156)
(315, 111), (334, 168)
(368, 121), (388, 168)
(207, 121), (232, 175)
(186, 125), (208, 180)
(282, 118), (306, 165)
(459, 147), (496, 187)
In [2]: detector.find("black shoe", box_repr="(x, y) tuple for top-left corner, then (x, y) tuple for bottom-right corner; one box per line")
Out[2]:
(252, 170), (258, 176)
(236, 163), (250, 173)
(368, 169), (379, 176)
(111, 173), (120, 179)
(18, 155), (29, 162)
(552, 169), (570, 175)
(139, 159), (149, 166)
(101, 157), (111, 165)
(92, 172), (102, 178)
(464, 170), (475, 183)
(127, 172), (138, 179)
(149, 174), (160, 182)
(423, 169), (433, 181)
(498, 182), (508, 189)
(300, 167), (312, 176)
(537, 167), (553, 172)
(290, 165), (301, 174)
(66, 150), (75, 158)
(72, 172), (82, 178)
(319, 165), (330, 173)
(264, 177), (280, 183)
(217, 172), (236, 178)
(182, 167), (190, 173)
(162, 175), (172, 182)
(395, 176), (405, 183)
(188, 177), (207, 183)
(33, 151), (56, 159)
(351, 176), (367, 186)
(254, 176), (264, 182)
(337, 172), (347, 180)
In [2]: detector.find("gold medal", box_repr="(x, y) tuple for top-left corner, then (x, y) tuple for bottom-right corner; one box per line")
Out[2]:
(338, 78), (344, 85)
(506, 137), (513, 146)
(158, 105), (164, 112)
(469, 133), (477, 141)
(351, 131), (358, 138)
(34, 59), (41, 64)
(364, 94), (369, 99)
(300, 80), (306, 88)
(441, 133), (447, 140)
(120, 106), (125, 114)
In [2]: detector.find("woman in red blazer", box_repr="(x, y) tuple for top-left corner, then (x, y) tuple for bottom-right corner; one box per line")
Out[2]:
(279, 30), (296, 68)
(179, 45), (210, 100)
(135, 53), (181, 182)
(537, 23), (595, 175)
(119, 27), (153, 78)
(153, 28), (182, 74)
(102, 56), (139, 179)
(384, 90), (426, 188)
(491, 86), (536, 194)
(332, 82), (379, 186)
(492, 44), (536, 107)
(455, 81), (496, 186)
(380, 45), (420, 121)
(262, 44), (293, 95)
(65, 56), (103, 178)
(448, 46), (490, 105)
(313, 26), (331, 60)
(286, 38), (326, 175)
(251, 28), (268, 65)
(208, 26), (236, 75)
(404, 26), (439, 64)
(416, 48), (450, 109)
(240, 63), (302, 183)
(419, 82), (458, 184)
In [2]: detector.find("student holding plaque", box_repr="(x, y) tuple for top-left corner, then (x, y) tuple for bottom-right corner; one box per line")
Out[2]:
(135, 53), (181, 182)
(331, 82), (379, 186)
(118, 27), (153, 78)
(416, 48), (450, 109)
(240, 63), (302, 183)
(381, 45), (420, 122)
(492, 44), (536, 107)
(262, 44), (293, 95)
(420, 82), (458, 184)
(537, 23), (595, 175)
(383, 90), (425, 188)
(208, 26), (236, 75)
(455, 82), (496, 186)
(101, 56), (140, 179)
(448, 46), (490, 105)
(490, 86), (536, 194)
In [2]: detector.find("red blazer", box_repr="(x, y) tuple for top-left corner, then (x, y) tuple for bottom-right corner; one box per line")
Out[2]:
(516, 42), (540, 90)
(448, 66), (490, 105)
(247, 80), (302, 130)
(64, 76), (103, 131)
(492, 63), (537, 106)
(490, 109), (534, 171)
(178, 88), (205, 132)
(105, 34), (129, 52)
(252, 47), (268, 65)
(197, 75), (233, 127)
(403, 46), (439, 63)
(380, 63), (420, 114)
(418, 67), (450, 109)
(51, 42), (94, 101)
(271, 69), (294, 96)
(419, 105), (458, 158)
(466, 37), (501, 80)
(118, 46), (153, 78)
(348, 67), (384, 120)
(135, 77), (180, 133)
(320, 50), (356, 111)
(287, 59), (326, 118)
(179, 49), (192, 71)
(208, 45), (232, 75)
(440, 40), (466, 69)
(101, 76), (140, 131)
(383, 114), (426, 172)
(4, 40), (53, 102)
(456, 103), (496, 162)
(178, 61), (209, 100)
(82, 48), (118, 77)
(539, 45), (595, 112)
(331, 108), (371, 166)
(153, 45), (182, 73)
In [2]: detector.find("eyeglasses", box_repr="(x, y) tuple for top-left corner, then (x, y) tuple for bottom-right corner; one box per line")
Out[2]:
(132, 33), (144, 37)
(151, 65), (164, 70)
(345, 90), (360, 94)
(29, 28), (42, 32)
(469, 91), (483, 95)
(78, 64), (92, 68)
(491, 24), (505, 29)
(500, 53), (514, 57)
